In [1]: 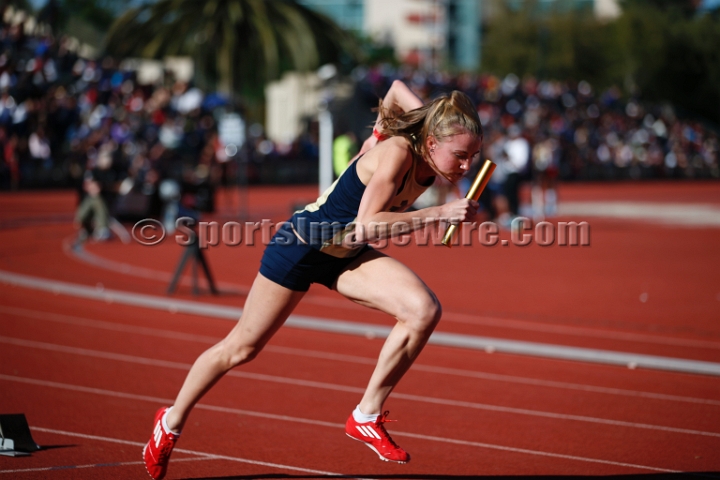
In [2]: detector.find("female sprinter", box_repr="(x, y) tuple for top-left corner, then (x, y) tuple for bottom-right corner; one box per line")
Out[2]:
(143, 88), (483, 480)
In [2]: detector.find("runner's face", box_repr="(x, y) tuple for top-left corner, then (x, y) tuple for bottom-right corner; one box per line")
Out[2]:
(428, 132), (482, 182)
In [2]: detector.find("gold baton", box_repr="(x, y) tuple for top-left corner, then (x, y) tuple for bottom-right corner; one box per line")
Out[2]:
(441, 159), (496, 248)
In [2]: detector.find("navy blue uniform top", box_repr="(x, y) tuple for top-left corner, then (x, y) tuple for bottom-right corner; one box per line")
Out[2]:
(291, 153), (433, 258)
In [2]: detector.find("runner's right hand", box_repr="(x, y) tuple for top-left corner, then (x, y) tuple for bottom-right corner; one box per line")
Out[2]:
(439, 198), (479, 224)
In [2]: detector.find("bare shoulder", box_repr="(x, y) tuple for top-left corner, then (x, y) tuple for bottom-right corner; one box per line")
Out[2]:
(355, 136), (414, 185)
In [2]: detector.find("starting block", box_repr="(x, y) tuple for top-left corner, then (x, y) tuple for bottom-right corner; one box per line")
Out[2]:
(0, 414), (40, 456)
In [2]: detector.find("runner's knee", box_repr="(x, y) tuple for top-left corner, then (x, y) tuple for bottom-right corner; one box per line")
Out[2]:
(400, 292), (442, 333)
(217, 341), (261, 369)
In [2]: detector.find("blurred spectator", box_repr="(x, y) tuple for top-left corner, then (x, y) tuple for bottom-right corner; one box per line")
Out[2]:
(332, 131), (357, 177)
(28, 125), (51, 168)
(0, 126), (19, 189)
(502, 124), (529, 217)
(487, 130), (511, 226)
(74, 173), (110, 242)
(531, 135), (560, 220)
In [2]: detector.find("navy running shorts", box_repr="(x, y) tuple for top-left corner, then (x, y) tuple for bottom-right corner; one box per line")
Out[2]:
(259, 222), (372, 292)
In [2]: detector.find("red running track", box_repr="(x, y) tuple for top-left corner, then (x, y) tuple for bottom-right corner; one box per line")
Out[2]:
(1, 182), (719, 479)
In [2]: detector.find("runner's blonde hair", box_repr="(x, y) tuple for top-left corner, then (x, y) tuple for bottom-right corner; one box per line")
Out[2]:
(377, 91), (483, 180)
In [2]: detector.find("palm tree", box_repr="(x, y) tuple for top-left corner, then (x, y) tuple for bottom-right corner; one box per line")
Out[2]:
(104, 0), (358, 100)
(37, 0), (132, 35)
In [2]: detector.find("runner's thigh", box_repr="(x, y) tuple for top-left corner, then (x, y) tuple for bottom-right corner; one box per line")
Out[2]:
(333, 250), (440, 326)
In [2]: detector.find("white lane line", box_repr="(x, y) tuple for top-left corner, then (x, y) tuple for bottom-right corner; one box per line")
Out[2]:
(3, 269), (720, 376)
(61, 238), (246, 296)
(266, 345), (720, 406)
(66, 241), (720, 351)
(395, 431), (678, 474)
(24, 427), (340, 476)
(0, 374), (341, 428)
(0, 213), (74, 230)
(558, 201), (720, 227)
(3, 305), (717, 406)
(0, 305), (221, 344)
(3, 338), (720, 438)
(0, 375), (680, 474)
(0, 457), (210, 475)
(443, 311), (720, 350)
(291, 317), (720, 376)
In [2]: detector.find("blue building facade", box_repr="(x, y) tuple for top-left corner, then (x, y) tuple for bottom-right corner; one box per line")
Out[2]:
(297, 0), (365, 33)
(448, 0), (482, 71)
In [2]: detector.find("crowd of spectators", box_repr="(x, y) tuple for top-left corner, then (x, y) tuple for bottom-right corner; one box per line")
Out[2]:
(357, 65), (720, 183)
(354, 66), (718, 222)
(0, 12), (318, 232)
(0, 15), (205, 205)
(1, 11), (718, 231)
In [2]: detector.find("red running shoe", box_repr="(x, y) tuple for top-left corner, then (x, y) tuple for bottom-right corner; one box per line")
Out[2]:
(345, 411), (410, 463)
(143, 407), (179, 480)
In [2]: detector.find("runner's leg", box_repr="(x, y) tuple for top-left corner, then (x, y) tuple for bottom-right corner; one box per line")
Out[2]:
(166, 272), (306, 431)
(334, 250), (441, 415)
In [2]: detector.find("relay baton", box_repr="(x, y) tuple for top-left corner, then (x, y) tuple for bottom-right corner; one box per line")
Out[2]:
(441, 159), (496, 248)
